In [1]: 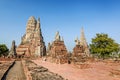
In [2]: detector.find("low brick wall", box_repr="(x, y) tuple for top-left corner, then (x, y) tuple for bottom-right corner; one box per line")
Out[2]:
(1, 61), (15, 80)
(21, 60), (32, 80)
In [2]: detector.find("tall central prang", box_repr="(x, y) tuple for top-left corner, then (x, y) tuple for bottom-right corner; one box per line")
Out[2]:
(16, 16), (46, 57)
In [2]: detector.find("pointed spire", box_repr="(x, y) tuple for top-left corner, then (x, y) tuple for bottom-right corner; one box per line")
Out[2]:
(36, 17), (41, 30)
(80, 27), (85, 46)
(61, 36), (64, 41)
(35, 17), (42, 38)
(55, 31), (61, 41)
(80, 27), (88, 49)
(27, 16), (36, 25)
(28, 16), (36, 21)
(38, 17), (40, 23)
(80, 27), (90, 56)
(8, 40), (17, 57)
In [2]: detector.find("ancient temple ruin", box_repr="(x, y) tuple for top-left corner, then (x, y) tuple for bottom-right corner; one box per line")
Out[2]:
(16, 16), (46, 57)
(47, 31), (68, 64)
(8, 40), (17, 57)
(73, 27), (90, 57)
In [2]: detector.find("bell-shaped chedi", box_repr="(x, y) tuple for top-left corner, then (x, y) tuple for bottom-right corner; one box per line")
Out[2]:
(73, 27), (90, 57)
(8, 40), (17, 57)
(48, 31), (68, 64)
(16, 16), (46, 57)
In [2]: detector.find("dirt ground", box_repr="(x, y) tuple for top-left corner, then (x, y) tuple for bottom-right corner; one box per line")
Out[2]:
(33, 59), (120, 80)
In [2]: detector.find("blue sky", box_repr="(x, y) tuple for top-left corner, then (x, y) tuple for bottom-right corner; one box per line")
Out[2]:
(0, 0), (120, 51)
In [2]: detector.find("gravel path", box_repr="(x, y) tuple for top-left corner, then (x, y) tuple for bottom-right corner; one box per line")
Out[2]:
(5, 61), (26, 80)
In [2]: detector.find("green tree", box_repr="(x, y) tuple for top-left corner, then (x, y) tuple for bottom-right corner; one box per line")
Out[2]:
(0, 44), (9, 56)
(90, 33), (119, 59)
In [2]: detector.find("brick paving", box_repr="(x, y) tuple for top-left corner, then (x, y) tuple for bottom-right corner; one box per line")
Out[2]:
(6, 61), (26, 80)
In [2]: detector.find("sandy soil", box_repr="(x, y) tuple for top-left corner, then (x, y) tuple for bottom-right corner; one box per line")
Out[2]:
(33, 59), (120, 80)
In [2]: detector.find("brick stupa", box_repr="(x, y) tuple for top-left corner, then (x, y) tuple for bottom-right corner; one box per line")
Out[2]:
(73, 27), (90, 57)
(48, 31), (68, 64)
(8, 40), (17, 58)
(16, 16), (46, 57)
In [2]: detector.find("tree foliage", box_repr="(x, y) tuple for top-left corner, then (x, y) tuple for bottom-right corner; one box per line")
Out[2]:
(0, 44), (9, 56)
(90, 33), (119, 59)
